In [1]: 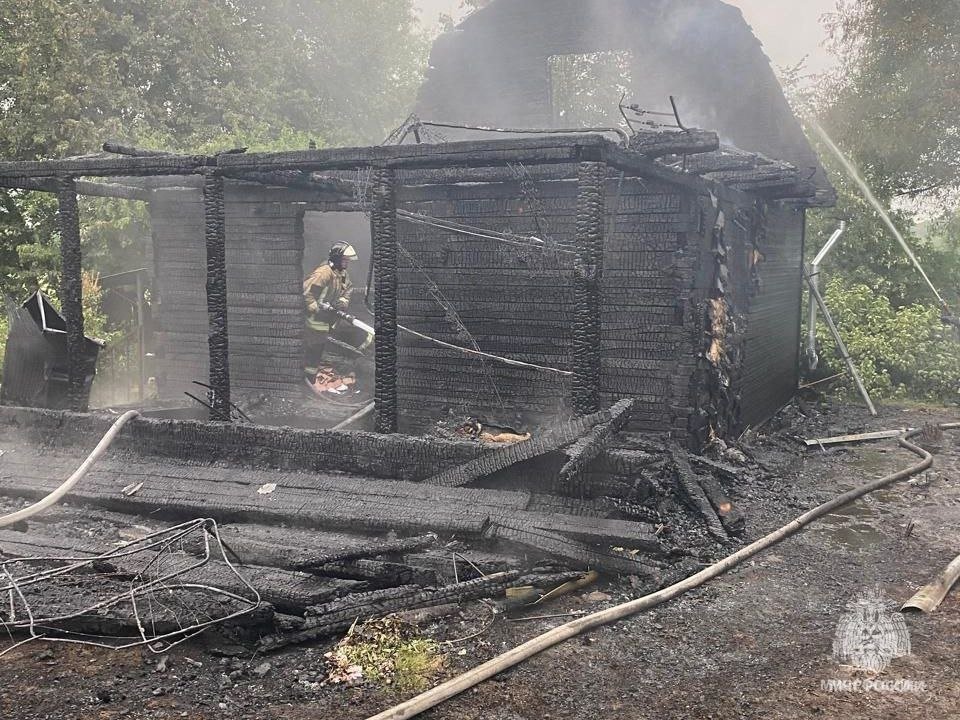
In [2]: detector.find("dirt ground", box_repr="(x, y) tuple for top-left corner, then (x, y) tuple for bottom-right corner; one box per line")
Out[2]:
(1, 400), (958, 720)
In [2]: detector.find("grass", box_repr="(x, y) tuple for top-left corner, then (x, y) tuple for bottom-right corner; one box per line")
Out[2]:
(324, 615), (445, 693)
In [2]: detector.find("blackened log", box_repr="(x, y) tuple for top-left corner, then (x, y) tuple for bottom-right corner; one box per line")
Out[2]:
(669, 446), (728, 543)
(629, 130), (719, 158)
(555, 398), (634, 495)
(102, 142), (174, 157)
(666, 151), (760, 175)
(258, 571), (521, 650)
(56, 177), (86, 410)
(318, 558), (439, 587)
(202, 171), (231, 420)
(293, 533), (440, 570)
(696, 475), (746, 536)
(372, 167), (399, 433)
(0, 530), (361, 615)
(422, 409), (611, 488)
(487, 523), (661, 581)
(572, 160), (605, 415)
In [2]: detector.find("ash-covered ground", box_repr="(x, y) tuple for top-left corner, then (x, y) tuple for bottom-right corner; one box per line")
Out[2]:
(0, 399), (958, 720)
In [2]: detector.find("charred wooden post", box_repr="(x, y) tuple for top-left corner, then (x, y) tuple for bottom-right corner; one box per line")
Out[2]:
(572, 159), (605, 415)
(56, 176), (86, 410)
(372, 167), (399, 433)
(202, 170), (231, 421)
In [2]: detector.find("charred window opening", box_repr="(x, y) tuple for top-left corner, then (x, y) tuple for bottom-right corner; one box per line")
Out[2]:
(547, 50), (633, 128)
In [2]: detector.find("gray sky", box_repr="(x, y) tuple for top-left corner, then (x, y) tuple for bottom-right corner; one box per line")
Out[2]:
(413, 0), (839, 77)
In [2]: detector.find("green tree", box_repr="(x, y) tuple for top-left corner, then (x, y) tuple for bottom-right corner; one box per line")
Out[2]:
(0, 0), (428, 377)
(820, 0), (960, 198)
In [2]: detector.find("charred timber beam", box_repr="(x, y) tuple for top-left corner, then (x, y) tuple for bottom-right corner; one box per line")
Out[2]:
(423, 409), (611, 488)
(602, 144), (754, 206)
(216, 134), (608, 172)
(669, 446), (729, 543)
(202, 170), (231, 421)
(294, 533), (439, 570)
(572, 160), (605, 415)
(2, 177), (151, 201)
(259, 571), (521, 650)
(706, 164), (799, 187)
(0, 155), (214, 179)
(628, 129), (720, 158)
(56, 177), (86, 410)
(372, 167), (399, 433)
(101, 142), (174, 157)
(754, 179), (819, 200)
(556, 398), (634, 495)
(666, 151), (761, 176)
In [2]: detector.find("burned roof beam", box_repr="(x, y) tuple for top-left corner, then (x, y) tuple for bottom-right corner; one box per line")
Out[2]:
(628, 129), (719, 158)
(216, 134), (608, 172)
(603, 143), (754, 205)
(0, 154), (216, 179)
(665, 151), (762, 176)
(0, 176), (151, 201)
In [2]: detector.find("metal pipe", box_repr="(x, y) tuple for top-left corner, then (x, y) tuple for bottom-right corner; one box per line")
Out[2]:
(803, 266), (877, 416)
(807, 221), (846, 370)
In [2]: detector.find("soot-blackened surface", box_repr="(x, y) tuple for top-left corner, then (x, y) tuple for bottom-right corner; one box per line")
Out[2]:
(0, 401), (958, 719)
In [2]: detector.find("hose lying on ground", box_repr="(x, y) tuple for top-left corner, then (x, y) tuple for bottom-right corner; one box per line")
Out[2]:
(366, 424), (960, 720)
(0, 410), (140, 529)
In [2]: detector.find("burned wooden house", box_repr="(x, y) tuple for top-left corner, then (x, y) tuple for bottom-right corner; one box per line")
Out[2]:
(0, 0), (833, 449)
(0, 1), (840, 655)
(0, 128), (827, 448)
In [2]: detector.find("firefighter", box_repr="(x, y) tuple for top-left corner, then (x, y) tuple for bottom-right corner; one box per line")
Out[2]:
(303, 241), (369, 380)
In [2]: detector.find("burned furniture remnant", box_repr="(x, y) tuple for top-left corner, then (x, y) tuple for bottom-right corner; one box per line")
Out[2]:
(1, 292), (103, 410)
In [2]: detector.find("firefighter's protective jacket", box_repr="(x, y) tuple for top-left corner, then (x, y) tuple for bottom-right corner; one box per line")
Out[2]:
(303, 263), (352, 332)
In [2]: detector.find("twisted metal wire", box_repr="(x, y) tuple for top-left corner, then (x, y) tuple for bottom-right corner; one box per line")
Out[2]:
(0, 519), (260, 656)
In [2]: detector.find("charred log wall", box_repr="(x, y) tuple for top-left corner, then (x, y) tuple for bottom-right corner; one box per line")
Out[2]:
(416, 0), (829, 195)
(394, 170), (698, 433)
(685, 196), (804, 447)
(150, 184), (304, 401)
(739, 203), (806, 426)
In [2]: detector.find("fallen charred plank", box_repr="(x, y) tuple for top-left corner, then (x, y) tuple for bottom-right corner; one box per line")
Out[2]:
(258, 571), (521, 651)
(688, 455), (744, 483)
(696, 475), (746, 536)
(293, 534), (440, 570)
(0, 450), (663, 573)
(555, 399), (635, 495)
(668, 447), (729, 543)
(0, 529), (361, 615)
(487, 522), (661, 582)
(314, 559), (439, 587)
(423, 408), (612, 488)
(629, 130), (719, 158)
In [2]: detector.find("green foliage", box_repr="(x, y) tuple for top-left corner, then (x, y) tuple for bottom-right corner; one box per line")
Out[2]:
(792, 0), (960, 403)
(820, 0), (960, 198)
(323, 616), (444, 693)
(0, 0), (429, 379)
(816, 278), (960, 401)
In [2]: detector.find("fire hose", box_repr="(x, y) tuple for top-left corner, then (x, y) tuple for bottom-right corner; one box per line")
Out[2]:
(316, 301), (572, 377)
(365, 424), (960, 720)
(0, 410), (140, 529)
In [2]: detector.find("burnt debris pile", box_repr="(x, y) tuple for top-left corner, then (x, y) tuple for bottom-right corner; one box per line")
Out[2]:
(0, 404), (760, 654)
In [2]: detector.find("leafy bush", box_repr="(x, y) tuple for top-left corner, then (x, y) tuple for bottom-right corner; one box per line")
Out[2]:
(814, 278), (960, 401)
